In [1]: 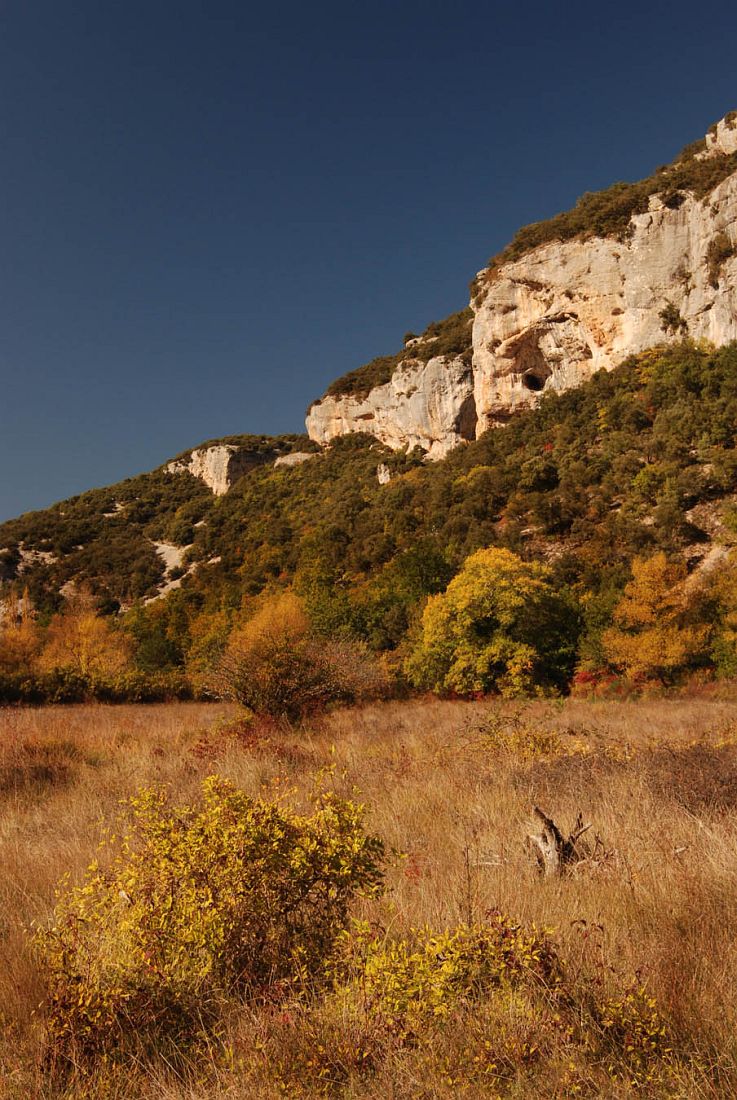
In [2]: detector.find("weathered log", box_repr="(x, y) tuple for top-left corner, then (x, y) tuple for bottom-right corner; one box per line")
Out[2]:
(526, 806), (591, 877)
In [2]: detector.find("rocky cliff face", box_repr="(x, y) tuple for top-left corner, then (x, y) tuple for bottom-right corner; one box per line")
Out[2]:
(167, 445), (272, 495)
(306, 354), (476, 459)
(307, 114), (737, 454)
(473, 172), (737, 428)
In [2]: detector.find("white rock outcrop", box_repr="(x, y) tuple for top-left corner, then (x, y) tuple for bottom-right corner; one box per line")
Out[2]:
(306, 114), (737, 456)
(704, 114), (737, 157)
(167, 445), (270, 495)
(145, 541), (191, 603)
(306, 354), (476, 460)
(273, 452), (315, 468)
(472, 173), (737, 429)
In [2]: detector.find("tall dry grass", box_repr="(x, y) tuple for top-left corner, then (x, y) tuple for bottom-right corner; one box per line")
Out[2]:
(1, 694), (737, 1096)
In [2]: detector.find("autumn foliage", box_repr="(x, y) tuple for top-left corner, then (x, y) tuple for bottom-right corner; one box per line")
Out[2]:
(36, 776), (385, 1066)
(602, 553), (707, 683)
(213, 592), (388, 719)
(405, 548), (578, 697)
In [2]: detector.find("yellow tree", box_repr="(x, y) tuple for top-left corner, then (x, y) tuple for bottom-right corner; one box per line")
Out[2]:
(185, 607), (233, 690)
(602, 553), (706, 682)
(0, 587), (42, 676)
(39, 593), (133, 679)
(404, 547), (578, 697)
(215, 590), (385, 718)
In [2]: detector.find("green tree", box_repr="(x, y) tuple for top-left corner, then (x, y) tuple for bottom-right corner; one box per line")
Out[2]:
(405, 547), (578, 697)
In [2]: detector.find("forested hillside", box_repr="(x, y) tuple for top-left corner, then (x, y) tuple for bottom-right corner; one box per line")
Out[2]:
(4, 341), (737, 700)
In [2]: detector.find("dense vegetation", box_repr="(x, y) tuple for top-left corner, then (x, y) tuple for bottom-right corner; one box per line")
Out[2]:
(0, 434), (311, 615)
(5, 341), (737, 701)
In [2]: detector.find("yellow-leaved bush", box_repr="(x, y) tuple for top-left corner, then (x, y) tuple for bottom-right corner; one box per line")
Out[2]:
(213, 591), (388, 719)
(405, 547), (579, 697)
(265, 915), (680, 1095)
(34, 776), (385, 1066)
(333, 914), (560, 1035)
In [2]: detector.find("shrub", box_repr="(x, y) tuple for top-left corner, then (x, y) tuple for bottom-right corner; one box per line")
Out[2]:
(213, 592), (388, 719)
(35, 776), (385, 1068)
(658, 301), (688, 336)
(335, 914), (560, 1037)
(706, 230), (735, 287)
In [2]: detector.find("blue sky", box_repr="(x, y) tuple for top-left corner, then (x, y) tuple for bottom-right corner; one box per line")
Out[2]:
(1, 0), (735, 520)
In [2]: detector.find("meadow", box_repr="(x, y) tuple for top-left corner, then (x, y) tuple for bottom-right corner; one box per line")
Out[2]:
(2, 694), (737, 1097)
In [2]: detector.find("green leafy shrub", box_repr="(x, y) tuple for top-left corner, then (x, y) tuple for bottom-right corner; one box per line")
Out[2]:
(35, 776), (385, 1068)
(658, 301), (688, 336)
(0, 668), (191, 705)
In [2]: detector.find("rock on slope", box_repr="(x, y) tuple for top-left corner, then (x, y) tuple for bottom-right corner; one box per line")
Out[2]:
(167, 445), (273, 496)
(306, 354), (476, 460)
(307, 112), (737, 454)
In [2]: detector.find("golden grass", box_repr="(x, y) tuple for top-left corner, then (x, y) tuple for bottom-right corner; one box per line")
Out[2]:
(2, 694), (737, 1097)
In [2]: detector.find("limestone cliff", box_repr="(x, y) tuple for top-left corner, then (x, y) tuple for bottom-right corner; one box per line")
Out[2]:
(472, 167), (737, 428)
(167, 445), (272, 495)
(307, 113), (737, 454)
(306, 353), (476, 459)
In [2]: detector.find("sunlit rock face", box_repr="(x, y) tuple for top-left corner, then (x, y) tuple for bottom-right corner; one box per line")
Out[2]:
(306, 115), (737, 456)
(167, 445), (270, 495)
(306, 354), (477, 460)
(471, 172), (737, 430)
(703, 114), (737, 157)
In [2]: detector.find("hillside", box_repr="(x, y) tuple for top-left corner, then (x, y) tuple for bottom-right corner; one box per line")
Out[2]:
(0, 434), (313, 614)
(4, 110), (737, 701)
(4, 340), (737, 698)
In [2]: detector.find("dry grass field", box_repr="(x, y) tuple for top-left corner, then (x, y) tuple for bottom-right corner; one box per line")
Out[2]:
(2, 694), (737, 1097)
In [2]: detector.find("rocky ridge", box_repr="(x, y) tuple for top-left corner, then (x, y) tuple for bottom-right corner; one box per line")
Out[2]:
(307, 113), (737, 455)
(167, 441), (317, 495)
(306, 353), (476, 460)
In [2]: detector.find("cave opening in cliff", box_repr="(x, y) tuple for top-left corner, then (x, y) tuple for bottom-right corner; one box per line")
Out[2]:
(455, 394), (478, 441)
(509, 330), (553, 394)
(521, 369), (547, 392)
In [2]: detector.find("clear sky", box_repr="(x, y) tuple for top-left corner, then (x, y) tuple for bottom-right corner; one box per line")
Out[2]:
(1, 0), (735, 521)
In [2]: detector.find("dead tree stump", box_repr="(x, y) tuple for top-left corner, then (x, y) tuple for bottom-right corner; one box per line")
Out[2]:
(527, 807), (591, 877)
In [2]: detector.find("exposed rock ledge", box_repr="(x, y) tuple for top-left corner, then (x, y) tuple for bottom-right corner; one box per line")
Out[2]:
(306, 114), (737, 457)
(472, 170), (737, 429)
(167, 445), (271, 495)
(306, 354), (477, 460)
